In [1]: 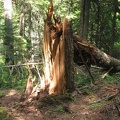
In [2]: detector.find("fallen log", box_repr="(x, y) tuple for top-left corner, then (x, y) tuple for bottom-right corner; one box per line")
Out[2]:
(73, 34), (120, 72)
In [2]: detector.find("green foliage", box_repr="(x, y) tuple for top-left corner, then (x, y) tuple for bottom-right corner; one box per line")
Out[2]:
(87, 0), (120, 54)
(90, 102), (102, 107)
(74, 72), (91, 87)
(0, 91), (4, 98)
(0, 107), (12, 120)
(74, 68), (120, 89)
(0, 66), (28, 89)
(57, 105), (64, 112)
(0, 55), (5, 64)
(105, 72), (120, 86)
(112, 41), (120, 59)
(0, 107), (7, 120)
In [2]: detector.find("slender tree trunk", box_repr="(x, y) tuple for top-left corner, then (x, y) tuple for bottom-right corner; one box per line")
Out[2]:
(63, 18), (74, 91)
(28, 3), (32, 44)
(20, 1), (25, 36)
(79, 0), (90, 40)
(109, 0), (117, 55)
(94, 0), (101, 49)
(4, 0), (14, 64)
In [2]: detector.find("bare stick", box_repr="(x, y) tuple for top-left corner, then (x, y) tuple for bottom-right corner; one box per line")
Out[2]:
(101, 67), (113, 79)
(0, 62), (43, 68)
(90, 92), (119, 104)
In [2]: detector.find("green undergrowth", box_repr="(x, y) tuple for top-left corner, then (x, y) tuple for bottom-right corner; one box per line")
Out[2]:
(74, 68), (120, 99)
(105, 72), (120, 86)
(74, 69), (120, 110)
(90, 102), (102, 107)
(75, 68), (120, 88)
(0, 107), (12, 120)
(0, 65), (28, 90)
(39, 93), (75, 113)
(0, 91), (4, 98)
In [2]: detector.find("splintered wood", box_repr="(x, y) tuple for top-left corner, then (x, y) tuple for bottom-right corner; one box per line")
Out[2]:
(42, 1), (74, 94)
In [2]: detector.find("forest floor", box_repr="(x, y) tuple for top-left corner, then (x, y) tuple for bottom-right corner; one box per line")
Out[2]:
(0, 67), (120, 120)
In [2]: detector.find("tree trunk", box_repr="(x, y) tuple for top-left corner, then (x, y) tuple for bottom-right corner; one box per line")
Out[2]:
(94, 0), (102, 49)
(42, 1), (74, 95)
(28, 3), (32, 48)
(4, 0), (14, 64)
(79, 0), (90, 39)
(73, 35), (120, 72)
(63, 18), (74, 92)
(109, 0), (117, 55)
(20, 1), (25, 36)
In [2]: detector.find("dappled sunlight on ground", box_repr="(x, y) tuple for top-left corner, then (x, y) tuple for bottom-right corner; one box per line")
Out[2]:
(6, 89), (18, 96)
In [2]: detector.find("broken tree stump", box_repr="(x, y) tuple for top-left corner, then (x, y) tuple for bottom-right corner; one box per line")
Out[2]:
(41, 1), (74, 95)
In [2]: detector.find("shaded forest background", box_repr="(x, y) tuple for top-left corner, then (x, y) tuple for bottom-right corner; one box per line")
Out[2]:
(0, 0), (120, 89)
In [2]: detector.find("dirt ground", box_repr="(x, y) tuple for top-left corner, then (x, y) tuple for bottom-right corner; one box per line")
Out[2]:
(0, 83), (120, 120)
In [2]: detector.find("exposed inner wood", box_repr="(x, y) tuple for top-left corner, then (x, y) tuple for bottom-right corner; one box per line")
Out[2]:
(42, 1), (74, 94)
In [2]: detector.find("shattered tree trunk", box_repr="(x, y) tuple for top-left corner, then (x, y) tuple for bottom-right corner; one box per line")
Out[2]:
(73, 35), (120, 72)
(41, 2), (74, 95)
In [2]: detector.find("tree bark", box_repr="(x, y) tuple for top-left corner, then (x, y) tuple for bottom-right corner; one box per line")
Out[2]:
(4, 0), (14, 64)
(19, 1), (25, 36)
(79, 0), (90, 39)
(63, 18), (74, 92)
(73, 35), (120, 72)
(42, 1), (74, 95)
(109, 0), (117, 55)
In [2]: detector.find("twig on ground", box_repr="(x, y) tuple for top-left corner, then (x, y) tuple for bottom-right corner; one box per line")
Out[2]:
(115, 104), (120, 116)
(0, 62), (43, 68)
(90, 92), (119, 104)
(101, 67), (113, 79)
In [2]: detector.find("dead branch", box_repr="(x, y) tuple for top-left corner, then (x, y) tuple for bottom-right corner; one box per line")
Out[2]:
(101, 67), (113, 79)
(90, 92), (120, 104)
(0, 62), (43, 68)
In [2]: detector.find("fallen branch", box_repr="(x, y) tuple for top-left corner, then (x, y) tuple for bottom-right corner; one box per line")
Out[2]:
(0, 62), (43, 68)
(101, 67), (113, 79)
(115, 104), (120, 116)
(90, 92), (119, 104)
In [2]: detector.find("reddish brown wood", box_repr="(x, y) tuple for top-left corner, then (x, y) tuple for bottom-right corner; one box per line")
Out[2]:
(24, 76), (34, 99)
(42, 1), (74, 95)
